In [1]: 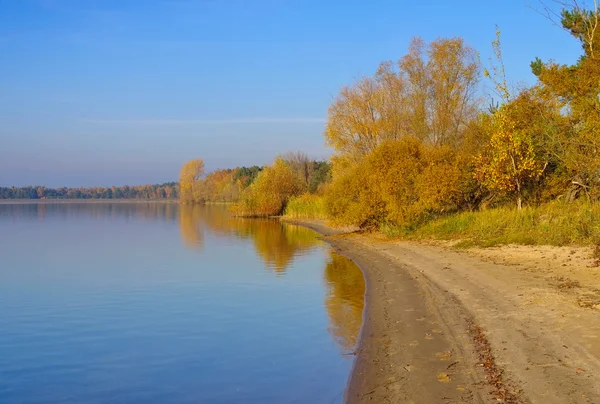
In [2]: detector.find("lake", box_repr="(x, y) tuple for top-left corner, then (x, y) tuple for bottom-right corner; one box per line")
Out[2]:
(0, 202), (365, 404)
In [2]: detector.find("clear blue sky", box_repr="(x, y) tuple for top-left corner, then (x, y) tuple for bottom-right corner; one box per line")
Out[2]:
(0, 0), (582, 187)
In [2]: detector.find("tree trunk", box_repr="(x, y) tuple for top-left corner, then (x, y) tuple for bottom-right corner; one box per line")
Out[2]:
(515, 178), (523, 210)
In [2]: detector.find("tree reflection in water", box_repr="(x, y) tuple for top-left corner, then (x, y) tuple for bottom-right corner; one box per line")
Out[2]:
(179, 204), (318, 272)
(179, 204), (205, 250)
(324, 252), (365, 353)
(179, 204), (365, 351)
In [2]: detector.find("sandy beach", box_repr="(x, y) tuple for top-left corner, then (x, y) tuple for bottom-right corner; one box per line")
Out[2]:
(287, 219), (600, 404)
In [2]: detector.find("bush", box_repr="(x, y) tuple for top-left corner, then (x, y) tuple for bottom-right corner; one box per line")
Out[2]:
(231, 157), (306, 217)
(325, 137), (466, 229)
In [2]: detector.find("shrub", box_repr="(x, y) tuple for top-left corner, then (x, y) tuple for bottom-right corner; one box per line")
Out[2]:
(325, 137), (465, 229)
(231, 157), (306, 217)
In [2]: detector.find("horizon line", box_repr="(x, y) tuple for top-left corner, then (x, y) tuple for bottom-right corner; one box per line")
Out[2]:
(83, 117), (327, 125)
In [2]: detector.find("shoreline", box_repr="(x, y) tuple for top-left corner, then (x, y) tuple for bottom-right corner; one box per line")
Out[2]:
(283, 219), (492, 403)
(284, 218), (600, 404)
(0, 199), (179, 204)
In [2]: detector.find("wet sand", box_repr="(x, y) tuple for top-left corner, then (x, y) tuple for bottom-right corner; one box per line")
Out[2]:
(285, 219), (600, 404)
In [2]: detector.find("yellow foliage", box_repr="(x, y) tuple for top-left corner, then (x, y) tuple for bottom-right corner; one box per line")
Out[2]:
(474, 93), (549, 209)
(231, 157), (306, 217)
(193, 169), (240, 203)
(325, 37), (479, 160)
(179, 159), (204, 203)
(326, 137), (464, 228)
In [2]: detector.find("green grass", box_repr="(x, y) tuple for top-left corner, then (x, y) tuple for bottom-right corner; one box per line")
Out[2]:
(283, 194), (328, 220)
(381, 201), (600, 247)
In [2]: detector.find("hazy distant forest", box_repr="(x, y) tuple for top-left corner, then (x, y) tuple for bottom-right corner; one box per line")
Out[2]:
(181, 2), (600, 245)
(0, 183), (179, 200)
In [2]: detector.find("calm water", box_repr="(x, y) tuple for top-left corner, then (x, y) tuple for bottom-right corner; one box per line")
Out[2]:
(0, 202), (364, 404)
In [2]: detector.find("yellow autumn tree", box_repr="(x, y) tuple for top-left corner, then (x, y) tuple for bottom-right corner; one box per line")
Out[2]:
(475, 29), (549, 209)
(324, 36), (481, 229)
(326, 137), (463, 228)
(325, 37), (479, 162)
(231, 157), (306, 216)
(179, 159), (204, 203)
(474, 103), (546, 209)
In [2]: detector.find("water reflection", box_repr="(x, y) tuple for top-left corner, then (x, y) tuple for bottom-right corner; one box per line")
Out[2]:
(1, 202), (366, 404)
(1, 202), (365, 358)
(179, 204), (205, 250)
(179, 204), (365, 352)
(179, 204), (319, 272)
(324, 252), (366, 353)
(0, 201), (179, 222)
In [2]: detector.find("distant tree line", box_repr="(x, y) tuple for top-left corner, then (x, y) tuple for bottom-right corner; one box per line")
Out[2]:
(0, 183), (179, 200)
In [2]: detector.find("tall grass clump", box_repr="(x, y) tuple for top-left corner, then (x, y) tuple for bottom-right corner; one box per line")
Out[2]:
(284, 193), (328, 220)
(384, 201), (600, 247)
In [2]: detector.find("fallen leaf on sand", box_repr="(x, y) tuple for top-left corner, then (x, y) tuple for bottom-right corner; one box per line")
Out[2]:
(436, 351), (452, 360)
(437, 373), (451, 383)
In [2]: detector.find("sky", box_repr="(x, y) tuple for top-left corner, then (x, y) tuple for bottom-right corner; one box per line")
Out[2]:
(0, 0), (584, 187)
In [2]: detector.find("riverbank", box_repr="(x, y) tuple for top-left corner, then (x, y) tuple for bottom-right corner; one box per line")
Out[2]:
(284, 219), (600, 404)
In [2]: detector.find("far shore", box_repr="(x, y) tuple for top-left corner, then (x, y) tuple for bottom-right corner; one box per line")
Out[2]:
(0, 199), (179, 204)
(284, 218), (600, 404)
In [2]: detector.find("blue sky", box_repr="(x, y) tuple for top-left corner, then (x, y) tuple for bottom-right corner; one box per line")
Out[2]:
(0, 0), (583, 187)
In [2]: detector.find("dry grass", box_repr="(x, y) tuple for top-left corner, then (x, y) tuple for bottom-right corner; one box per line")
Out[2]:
(283, 194), (328, 220)
(382, 201), (600, 247)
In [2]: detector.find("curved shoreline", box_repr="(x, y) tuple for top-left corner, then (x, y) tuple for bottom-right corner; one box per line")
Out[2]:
(285, 218), (600, 404)
(283, 219), (493, 403)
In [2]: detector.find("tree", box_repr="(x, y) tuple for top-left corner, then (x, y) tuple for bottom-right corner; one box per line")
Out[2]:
(325, 76), (391, 159)
(472, 29), (547, 209)
(403, 37), (480, 146)
(535, 1), (599, 59)
(325, 137), (463, 228)
(474, 101), (546, 209)
(232, 157), (306, 216)
(532, 1), (600, 199)
(283, 151), (313, 188)
(309, 161), (332, 194)
(36, 186), (46, 199)
(179, 159), (205, 203)
(325, 37), (479, 161)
